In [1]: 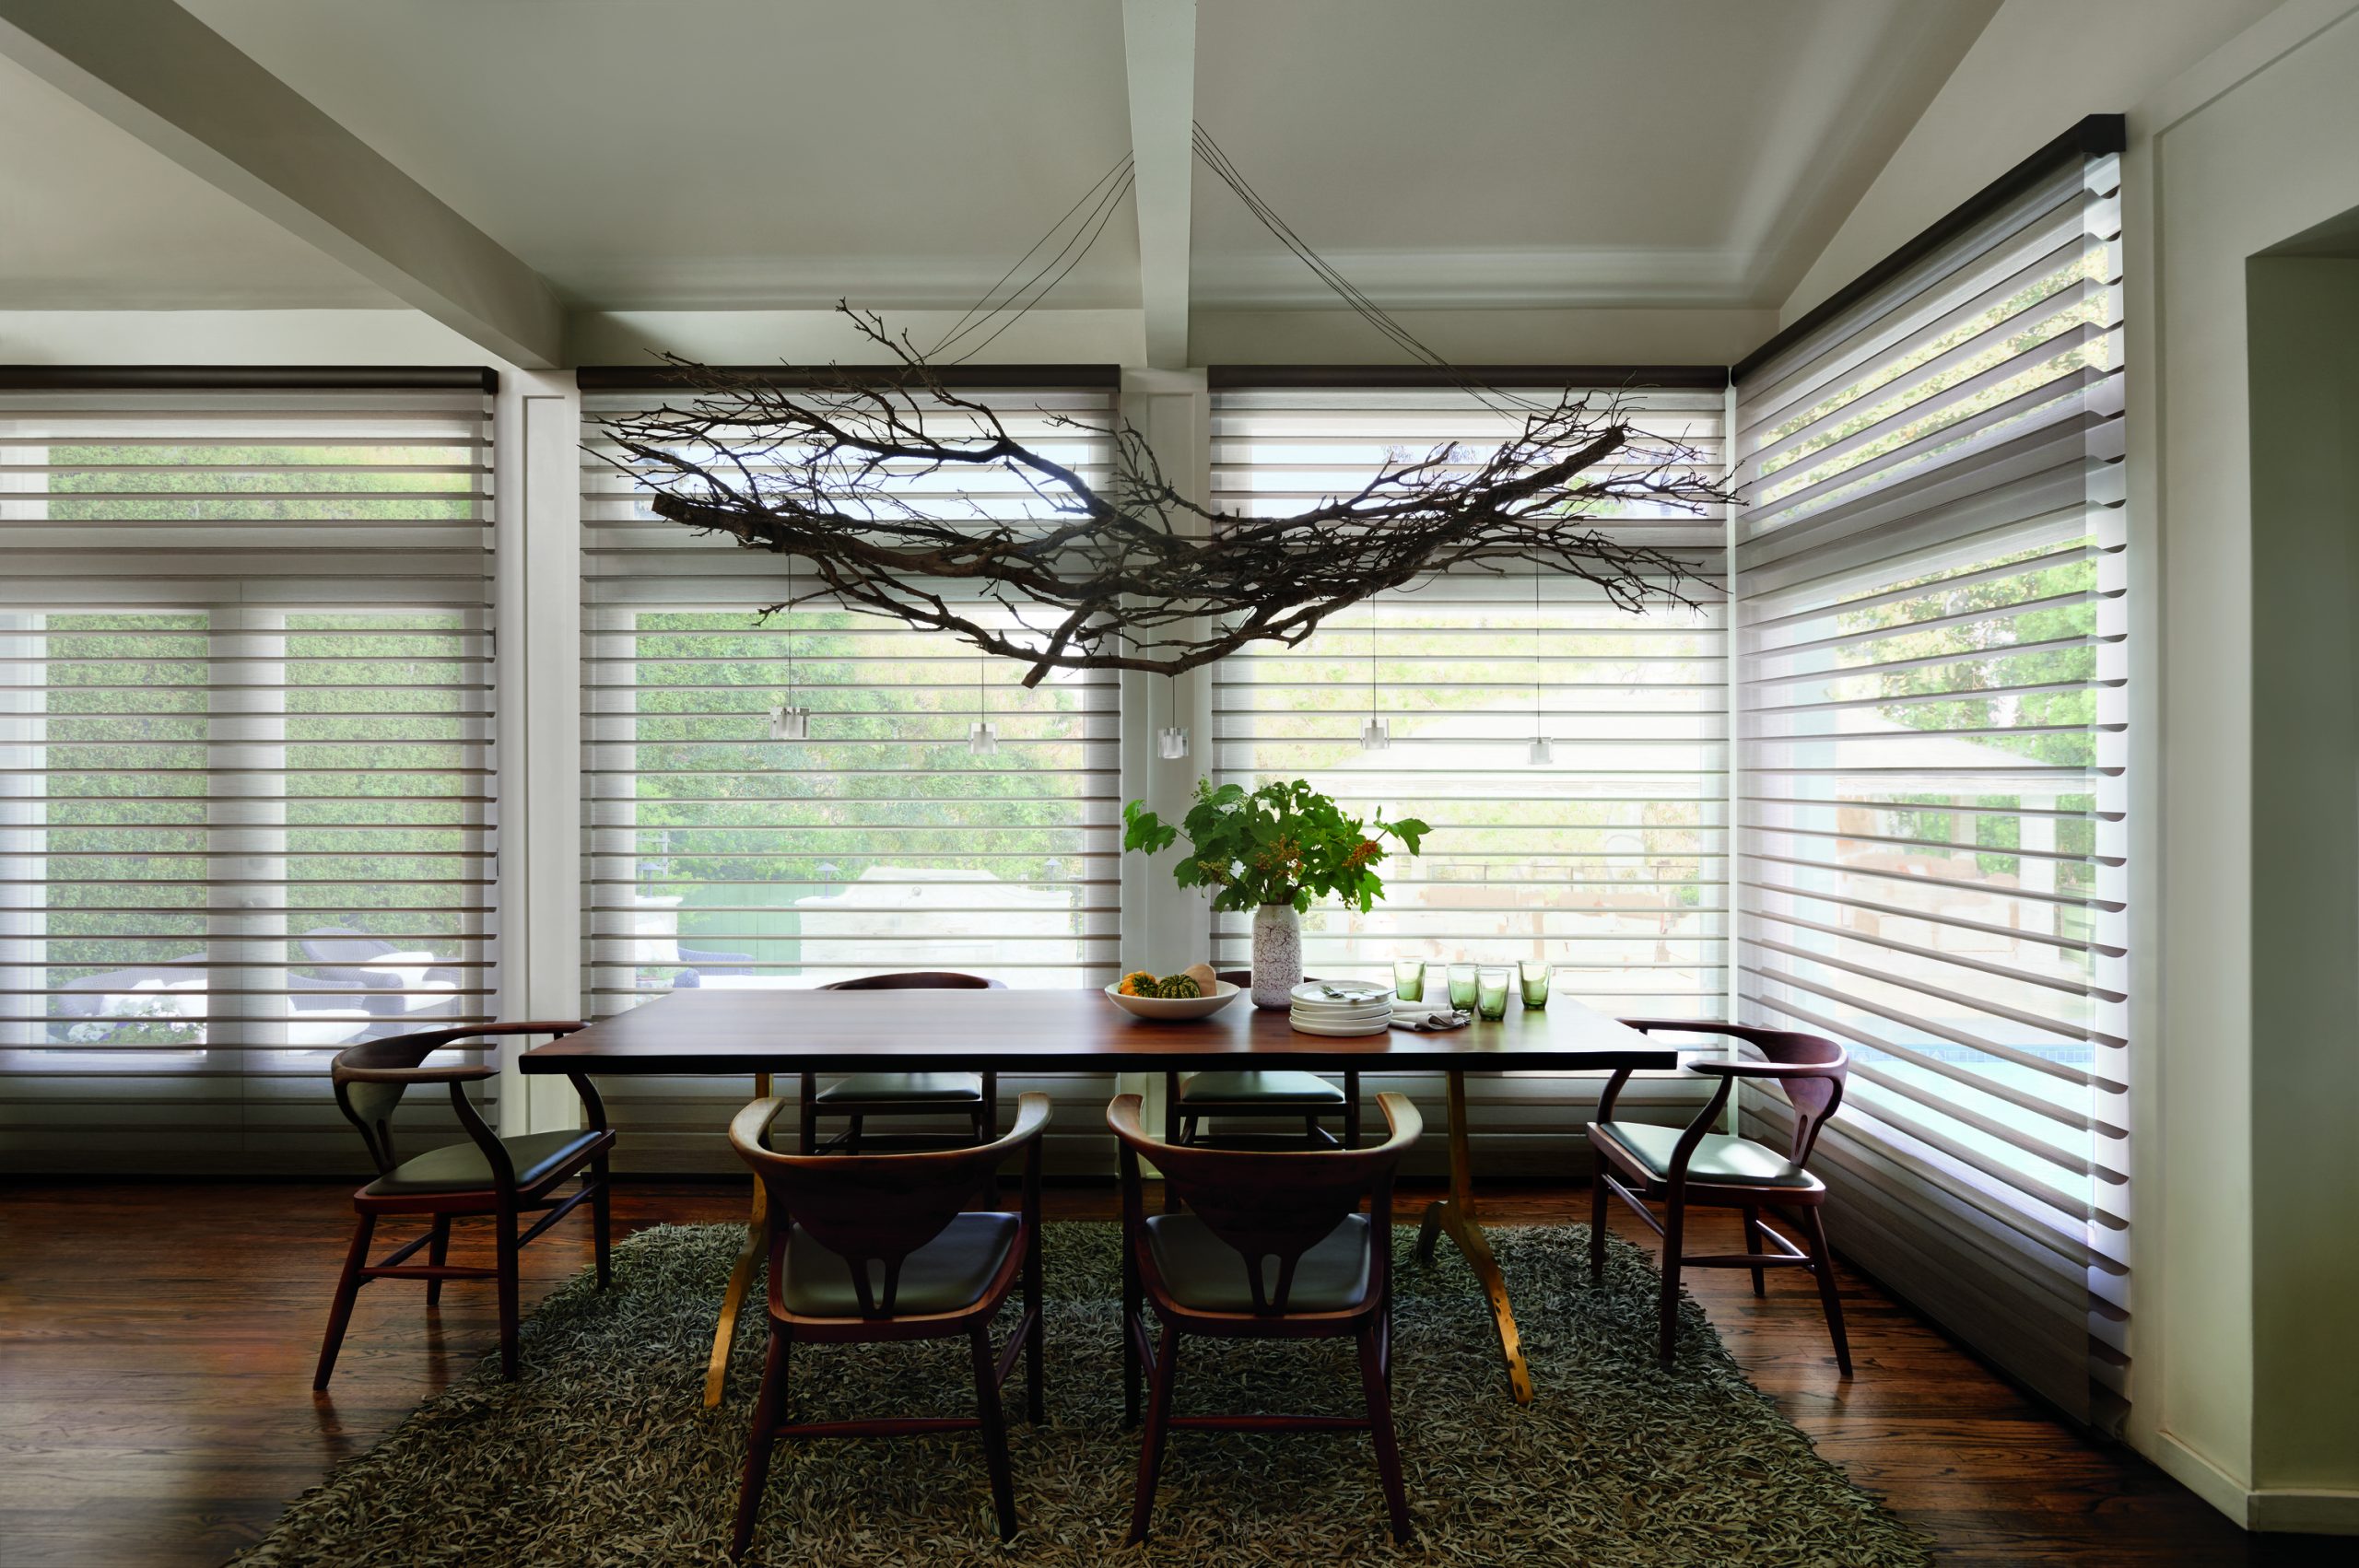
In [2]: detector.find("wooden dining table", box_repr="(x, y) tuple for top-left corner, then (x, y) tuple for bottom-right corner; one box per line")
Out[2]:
(521, 986), (1677, 1406)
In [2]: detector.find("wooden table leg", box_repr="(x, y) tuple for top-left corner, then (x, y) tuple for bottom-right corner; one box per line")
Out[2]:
(704, 1072), (772, 1409)
(1414, 1070), (1534, 1404)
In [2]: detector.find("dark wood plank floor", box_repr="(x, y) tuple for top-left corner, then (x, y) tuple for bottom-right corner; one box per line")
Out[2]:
(0, 1176), (2338, 1567)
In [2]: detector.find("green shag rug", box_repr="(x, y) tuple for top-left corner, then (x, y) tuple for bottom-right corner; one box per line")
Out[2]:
(237, 1221), (1930, 1567)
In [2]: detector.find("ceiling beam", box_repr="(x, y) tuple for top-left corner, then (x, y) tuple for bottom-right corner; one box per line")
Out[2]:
(1121, 0), (1197, 369)
(0, 0), (564, 369)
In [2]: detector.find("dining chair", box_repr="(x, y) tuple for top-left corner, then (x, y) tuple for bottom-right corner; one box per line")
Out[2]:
(1109, 1088), (1423, 1544)
(314, 1021), (612, 1388)
(801, 971), (1004, 1153)
(1159, 970), (1362, 1153)
(725, 1090), (1050, 1558)
(1588, 1020), (1852, 1374)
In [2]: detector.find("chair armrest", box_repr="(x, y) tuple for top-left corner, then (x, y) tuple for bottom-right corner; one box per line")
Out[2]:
(337, 1061), (498, 1085)
(1688, 1057), (1848, 1080)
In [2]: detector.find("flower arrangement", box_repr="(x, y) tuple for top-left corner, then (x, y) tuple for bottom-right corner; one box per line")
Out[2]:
(1121, 778), (1427, 914)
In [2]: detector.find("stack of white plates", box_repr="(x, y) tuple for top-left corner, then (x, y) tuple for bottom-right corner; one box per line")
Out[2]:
(1288, 980), (1393, 1036)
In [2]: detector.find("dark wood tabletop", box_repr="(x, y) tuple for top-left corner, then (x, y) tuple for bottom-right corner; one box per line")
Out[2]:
(518, 987), (1679, 1076)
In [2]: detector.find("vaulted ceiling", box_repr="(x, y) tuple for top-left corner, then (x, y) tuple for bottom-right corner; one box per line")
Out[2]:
(0, 0), (2005, 362)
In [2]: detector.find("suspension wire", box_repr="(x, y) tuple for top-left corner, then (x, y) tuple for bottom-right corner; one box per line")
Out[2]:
(930, 151), (1136, 358)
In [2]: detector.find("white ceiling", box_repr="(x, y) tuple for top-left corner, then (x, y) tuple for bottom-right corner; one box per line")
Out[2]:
(2, 0), (1995, 318)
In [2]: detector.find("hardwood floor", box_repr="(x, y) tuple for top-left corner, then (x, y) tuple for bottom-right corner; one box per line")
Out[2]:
(0, 1176), (2339, 1567)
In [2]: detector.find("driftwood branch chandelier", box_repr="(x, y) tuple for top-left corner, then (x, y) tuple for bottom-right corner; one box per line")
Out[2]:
(600, 129), (1739, 686)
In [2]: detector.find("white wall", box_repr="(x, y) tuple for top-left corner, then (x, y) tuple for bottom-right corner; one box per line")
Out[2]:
(2130, 0), (2359, 1530)
(1779, 0), (2284, 326)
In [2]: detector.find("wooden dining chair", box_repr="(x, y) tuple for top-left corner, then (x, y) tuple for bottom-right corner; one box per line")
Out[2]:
(725, 1090), (1050, 1558)
(801, 972), (1004, 1153)
(1159, 971), (1362, 1153)
(1109, 1088), (1423, 1545)
(314, 1021), (612, 1388)
(1588, 1020), (1852, 1374)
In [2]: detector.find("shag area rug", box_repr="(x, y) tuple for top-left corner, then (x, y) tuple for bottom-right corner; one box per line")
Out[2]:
(238, 1221), (1929, 1567)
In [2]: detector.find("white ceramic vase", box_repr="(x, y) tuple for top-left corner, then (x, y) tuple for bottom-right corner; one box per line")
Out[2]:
(1250, 902), (1302, 1009)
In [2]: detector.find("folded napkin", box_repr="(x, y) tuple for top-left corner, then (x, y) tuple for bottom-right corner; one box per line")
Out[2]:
(1390, 1004), (1471, 1032)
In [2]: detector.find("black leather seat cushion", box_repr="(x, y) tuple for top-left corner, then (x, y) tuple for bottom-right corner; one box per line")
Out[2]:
(1179, 1070), (1346, 1106)
(1590, 1119), (1820, 1188)
(1144, 1212), (1371, 1313)
(777, 1211), (1018, 1317)
(814, 1071), (984, 1105)
(363, 1129), (602, 1196)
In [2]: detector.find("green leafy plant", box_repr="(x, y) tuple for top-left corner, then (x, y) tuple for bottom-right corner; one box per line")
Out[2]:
(1122, 778), (1427, 915)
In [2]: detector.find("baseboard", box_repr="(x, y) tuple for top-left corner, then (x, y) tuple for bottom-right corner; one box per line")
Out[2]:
(2152, 1431), (2256, 1526)
(2249, 1488), (2359, 1535)
(2152, 1431), (2359, 1535)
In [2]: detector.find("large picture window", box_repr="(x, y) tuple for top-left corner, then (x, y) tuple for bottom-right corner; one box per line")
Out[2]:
(580, 378), (1121, 1167)
(0, 374), (498, 1174)
(1733, 130), (2126, 1420)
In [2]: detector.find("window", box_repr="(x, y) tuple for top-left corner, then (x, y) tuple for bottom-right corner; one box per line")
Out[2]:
(1206, 383), (1729, 1016)
(580, 377), (1121, 1166)
(1733, 129), (2126, 1419)
(0, 373), (498, 1174)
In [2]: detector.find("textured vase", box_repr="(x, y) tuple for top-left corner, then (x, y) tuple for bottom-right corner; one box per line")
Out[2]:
(1250, 903), (1302, 1008)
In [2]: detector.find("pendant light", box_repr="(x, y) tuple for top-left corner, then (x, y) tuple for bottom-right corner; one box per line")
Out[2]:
(769, 556), (812, 740)
(968, 643), (998, 755)
(1359, 608), (1390, 751)
(1157, 674), (1190, 759)
(1527, 556), (1553, 766)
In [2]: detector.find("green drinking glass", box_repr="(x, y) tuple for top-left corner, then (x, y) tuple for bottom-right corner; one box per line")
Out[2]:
(1520, 958), (1551, 1009)
(1476, 966), (1511, 1022)
(1392, 958), (1426, 1002)
(1447, 963), (1479, 1009)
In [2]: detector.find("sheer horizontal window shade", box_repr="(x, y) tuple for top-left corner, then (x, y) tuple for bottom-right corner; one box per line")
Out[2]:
(1733, 142), (2126, 1421)
(0, 379), (498, 1175)
(580, 385), (1121, 1171)
(1208, 383), (1728, 1025)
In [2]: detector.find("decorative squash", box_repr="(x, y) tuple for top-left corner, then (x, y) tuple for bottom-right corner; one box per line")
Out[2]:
(1152, 974), (1202, 999)
(1118, 971), (1157, 997)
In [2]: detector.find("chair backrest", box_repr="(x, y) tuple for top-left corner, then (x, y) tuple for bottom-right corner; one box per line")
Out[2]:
(1620, 1019), (1848, 1167)
(818, 971), (1005, 991)
(1108, 1091), (1421, 1315)
(1742, 1027), (1848, 1165)
(731, 1092), (1050, 1317)
(328, 1022), (582, 1173)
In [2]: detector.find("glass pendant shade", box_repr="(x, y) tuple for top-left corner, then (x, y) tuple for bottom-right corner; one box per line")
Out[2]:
(1360, 715), (1391, 751)
(1528, 735), (1554, 766)
(769, 703), (811, 741)
(968, 720), (999, 755)
(1157, 724), (1190, 759)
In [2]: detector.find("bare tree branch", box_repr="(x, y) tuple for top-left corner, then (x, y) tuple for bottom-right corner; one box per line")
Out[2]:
(598, 306), (1738, 685)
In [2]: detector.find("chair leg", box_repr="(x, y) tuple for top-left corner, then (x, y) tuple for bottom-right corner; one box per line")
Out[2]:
(1357, 1319), (1413, 1543)
(846, 1114), (864, 1155)
(1121, 1258), (1143, 1428)
(592, 1160), (613, 1290)
(495, 1204), (522, 1381)
(1020, 1216), (1045, 1425)
(1656, 1191), (1685, 1370)
(312, 1211), (376, 1391)
(1741, 1203), (1766, 1298)
(1344, 1071), (1362, 1149)
(1127, 1321), (1182, 1544)
(730, 1329), (791, 1562)
(1802, 1207), (1853, 1375)
(969, 1324), (1018, 1541)
(798, 1072), (818, 1155)
(1588, 1166), (1610, 1281)
(1302, 1113), (1321, 1145)
(424, 1214), (451, 1307)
